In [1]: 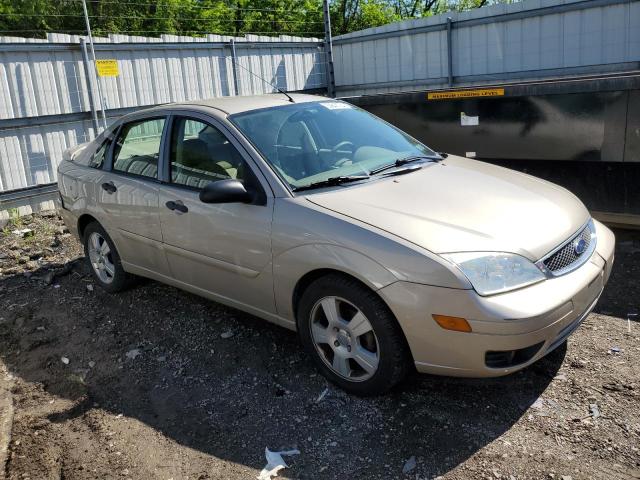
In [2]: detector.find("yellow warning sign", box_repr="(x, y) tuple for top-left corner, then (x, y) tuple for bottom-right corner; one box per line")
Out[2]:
(427, 88), (504, 100)
(96, 59), (119, 77)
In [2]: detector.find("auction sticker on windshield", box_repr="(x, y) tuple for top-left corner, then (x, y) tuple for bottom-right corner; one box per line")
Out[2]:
(320, 102), (352, 110)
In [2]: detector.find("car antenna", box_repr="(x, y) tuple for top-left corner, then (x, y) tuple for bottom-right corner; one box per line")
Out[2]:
(232, 61), (295, 103)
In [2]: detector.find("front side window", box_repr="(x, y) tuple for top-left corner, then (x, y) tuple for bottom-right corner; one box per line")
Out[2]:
(229, 101), (435, 190)
(112, 118), (165, 179)
(169, 117), (244, 189)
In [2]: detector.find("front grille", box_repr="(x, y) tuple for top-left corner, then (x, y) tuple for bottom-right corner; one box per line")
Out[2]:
(543, 223), (593, 273)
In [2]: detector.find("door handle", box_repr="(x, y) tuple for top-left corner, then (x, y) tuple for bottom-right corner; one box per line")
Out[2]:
(165, 200), (188, 214)
(101, 182), (117, 194)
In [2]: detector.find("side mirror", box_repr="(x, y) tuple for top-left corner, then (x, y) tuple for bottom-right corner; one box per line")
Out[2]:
(199, 179), (253, 204)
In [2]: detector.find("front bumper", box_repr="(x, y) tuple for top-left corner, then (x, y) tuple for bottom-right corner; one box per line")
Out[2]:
(379, 220), (615, 377)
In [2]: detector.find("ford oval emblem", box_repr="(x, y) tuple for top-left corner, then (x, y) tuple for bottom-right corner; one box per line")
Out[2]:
(574, 238), (587, 255)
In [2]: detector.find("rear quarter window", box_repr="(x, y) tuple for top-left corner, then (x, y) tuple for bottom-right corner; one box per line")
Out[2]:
(88, 140), (110, 169)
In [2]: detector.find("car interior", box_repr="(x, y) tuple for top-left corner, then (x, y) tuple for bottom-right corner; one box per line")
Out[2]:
(110, 118), (245, 188)
(112, 119), (164, 179)
(170, 120), (244, 189)
(231, 104), (423, 188)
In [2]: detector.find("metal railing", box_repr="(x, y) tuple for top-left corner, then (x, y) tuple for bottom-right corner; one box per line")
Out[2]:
(0, 2), (337, 211)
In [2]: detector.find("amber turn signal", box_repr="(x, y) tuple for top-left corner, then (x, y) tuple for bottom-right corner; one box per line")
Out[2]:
(432, 314), (472, 333)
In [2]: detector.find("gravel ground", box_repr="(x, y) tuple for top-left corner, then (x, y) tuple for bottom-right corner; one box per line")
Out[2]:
(0, 213), (638, 480)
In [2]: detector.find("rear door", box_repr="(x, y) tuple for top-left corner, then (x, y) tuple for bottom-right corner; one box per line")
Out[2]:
(96, 116), (170, 276)
(157, 113), (276, 314)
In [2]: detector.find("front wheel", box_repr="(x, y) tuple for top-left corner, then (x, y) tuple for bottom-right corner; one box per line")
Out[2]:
(297, 274), (412, 396)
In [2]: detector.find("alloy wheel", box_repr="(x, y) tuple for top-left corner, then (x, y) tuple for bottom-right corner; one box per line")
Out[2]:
(309, 296), (380, 381)
(87, 232), (115, 284)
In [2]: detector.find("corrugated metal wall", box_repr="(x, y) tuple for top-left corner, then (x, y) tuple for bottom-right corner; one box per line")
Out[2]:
(333, 0), (640, 96)
(0, 33), (326, 194)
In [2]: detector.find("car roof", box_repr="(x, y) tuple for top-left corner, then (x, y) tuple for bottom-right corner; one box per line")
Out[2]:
(179, 93), (328, 115)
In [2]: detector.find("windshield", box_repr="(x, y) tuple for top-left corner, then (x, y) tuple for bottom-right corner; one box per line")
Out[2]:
(229, 100), (436, 190)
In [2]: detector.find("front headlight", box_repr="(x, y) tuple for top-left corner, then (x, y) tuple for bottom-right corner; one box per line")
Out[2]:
(441, 252), (546, 296)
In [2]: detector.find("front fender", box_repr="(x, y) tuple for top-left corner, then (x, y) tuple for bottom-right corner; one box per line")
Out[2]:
(272, 243), (398, 321)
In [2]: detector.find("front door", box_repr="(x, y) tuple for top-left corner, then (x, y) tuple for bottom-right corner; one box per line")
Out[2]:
(96, 116), (170, 276)
(157, 115), (275, 314)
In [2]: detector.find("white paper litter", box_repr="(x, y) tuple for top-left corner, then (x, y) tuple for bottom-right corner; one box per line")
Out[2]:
(12, 228), (34, 238)
(257, 448), (300, 480)
(530, 398), (544, 410)
(315, 387), (329, 403)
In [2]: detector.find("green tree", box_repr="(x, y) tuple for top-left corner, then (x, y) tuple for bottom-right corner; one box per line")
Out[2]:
(0, 0), (520, 38)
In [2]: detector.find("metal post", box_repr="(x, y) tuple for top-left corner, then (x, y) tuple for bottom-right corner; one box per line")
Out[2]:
(82, 0), (108, 129)
(229, 39), (240, 96)
(446, 17), (454, 87)
(322, 0), (336, 98)
(80, 38), (100, 134)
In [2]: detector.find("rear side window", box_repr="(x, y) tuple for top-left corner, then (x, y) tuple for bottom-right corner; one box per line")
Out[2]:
(169, 117), (245, 189)
(89, 140), (109, 169)
(112, 118), (165, 179)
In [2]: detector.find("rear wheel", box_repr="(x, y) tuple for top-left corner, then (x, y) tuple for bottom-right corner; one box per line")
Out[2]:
(297, 274), (411, 396)
(83, 222), (134, 293)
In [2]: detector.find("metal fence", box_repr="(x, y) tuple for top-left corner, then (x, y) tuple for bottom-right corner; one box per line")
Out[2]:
(3, 0), (640, 216)
(333, 0), (640, 96)
(0, 33), (328, 208)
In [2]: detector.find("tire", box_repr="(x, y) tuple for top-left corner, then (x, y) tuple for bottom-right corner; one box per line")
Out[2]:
(83, 221), (134, 293)
(297, 274), (412, 396)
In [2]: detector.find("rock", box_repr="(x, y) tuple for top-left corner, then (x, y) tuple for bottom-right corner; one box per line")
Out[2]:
(570, 360), (586, 369)
(220, 331), (234, 339)
(61, 357), (70, 365)
(43, 271), (55, 285)
(402, 456), (416, 474)
(125, 348), (141, 360)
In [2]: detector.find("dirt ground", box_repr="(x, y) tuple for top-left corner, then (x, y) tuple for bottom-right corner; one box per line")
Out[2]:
(0, 212), (638, 480)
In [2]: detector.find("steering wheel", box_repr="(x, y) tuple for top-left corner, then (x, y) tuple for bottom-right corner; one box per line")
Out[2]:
(332, 141), (355, 154)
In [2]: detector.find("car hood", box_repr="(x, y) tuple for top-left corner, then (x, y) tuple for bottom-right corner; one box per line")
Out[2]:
(306, 156), (590, 261)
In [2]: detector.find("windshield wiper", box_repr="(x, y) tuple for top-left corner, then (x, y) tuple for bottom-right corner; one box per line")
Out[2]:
(369, 154), (443, 175)
(292, 175), (370, 192)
